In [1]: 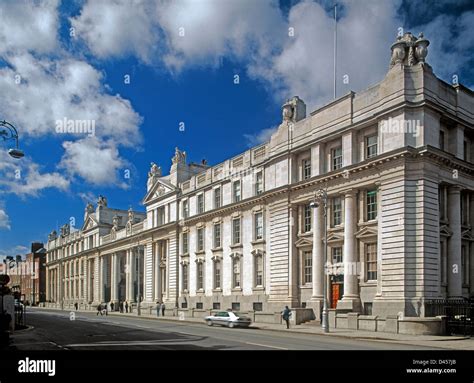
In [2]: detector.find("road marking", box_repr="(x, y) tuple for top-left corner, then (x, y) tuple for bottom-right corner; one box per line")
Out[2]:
(245, 342), (288, 350)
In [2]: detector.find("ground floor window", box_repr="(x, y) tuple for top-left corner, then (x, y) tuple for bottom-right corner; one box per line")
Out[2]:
(196, 302), (203, 309)
(232, 302), (240, 311)
(366, 243), (377, 281)
(197, 262), (204, 290)
(303, 250), (312, 284)
(213, 302), (220, 310)
(182, 264), (188, 291)
(253, 302), (263, 311)
(232, 257), (241, 288)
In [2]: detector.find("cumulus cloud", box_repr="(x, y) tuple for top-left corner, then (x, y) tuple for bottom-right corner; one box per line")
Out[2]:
(0, 151), (69, 197)
(0, 208), (10, 230)
(59, 137), (129, 187)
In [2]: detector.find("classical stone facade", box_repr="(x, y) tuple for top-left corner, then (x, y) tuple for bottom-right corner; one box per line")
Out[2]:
(45, 33), (474, 333)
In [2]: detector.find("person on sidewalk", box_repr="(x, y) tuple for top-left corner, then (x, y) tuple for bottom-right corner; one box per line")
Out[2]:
(161, 302), (166, 317)
(125, 301), (129, 313)
(281, 306), (292, 329)
(156, 301), (160, 317)
(74, 302), (78, 311)
(119, 301), (123, 313)
(110, 302), (114, 312)
(97, 303), (102, 316)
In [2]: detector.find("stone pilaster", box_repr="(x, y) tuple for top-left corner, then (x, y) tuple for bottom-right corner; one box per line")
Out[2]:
(447, 185), (462, 297)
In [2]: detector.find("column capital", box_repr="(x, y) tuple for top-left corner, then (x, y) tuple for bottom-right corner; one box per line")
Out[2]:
(340, 188), (357, 198)
(448, 185), (462, 194)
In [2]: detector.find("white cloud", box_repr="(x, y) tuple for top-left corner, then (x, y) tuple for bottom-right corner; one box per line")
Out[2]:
(243, 126), (278, 147)
(0, 245), (29, 259)
(0, 151), (70, 197)
(0, 208), (10, 230)
(0, 0), (59, 55)
(59, 137), (128, 187)
(70, 0), (160, 62)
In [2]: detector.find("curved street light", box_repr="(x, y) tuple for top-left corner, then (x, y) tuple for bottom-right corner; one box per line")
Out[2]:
(0, 120), (24, 159)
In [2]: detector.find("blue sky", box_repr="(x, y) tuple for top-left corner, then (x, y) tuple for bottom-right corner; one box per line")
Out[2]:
(0, 0), (473, 258)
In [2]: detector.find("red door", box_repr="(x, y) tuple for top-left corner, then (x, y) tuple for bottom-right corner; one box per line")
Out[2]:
(331, 283), (343, 308)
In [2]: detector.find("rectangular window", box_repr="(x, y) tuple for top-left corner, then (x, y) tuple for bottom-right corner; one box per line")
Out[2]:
(233, 258), (241, 288)
(254, 212), (264, 240)
(303, 251), (312, 284)
(255, 255), (263, 287)
(197, 228), (204, 251)
(181, 302), (188, 309)
(232, 302), (241, 311)
(214, 187), (221, 209)
(464, 140), (468, 161)
(366, 243), (377, 281)
(304, 204), (312, 232)
(182, 264), (188, 291)
(232, 218), (241, 245)
(233, 181), (241, 202)
(255, 171), (263, 195)
(157, 206), (165, 226)
(332, 247), (343, 264)
(332, 147), (343, 170)
(213, 302), (221, 310)
(182, 232), (189, 254)
(332, 197), (342, 226)
(196, 302), (203, 309)
(213, 224), (221, 248)
(366, 135), (378, 159)
(302, 158), (311, 180)
(214, 261), (221, 289)
(197, 263), (204, 290)
(439, 186), (445, 221)
(253, 302), (263, 311)
(367, 190), (378, 221)
(197, 194), (204, 214)
(439, 130), (445, 151)
(182, 200), (189, 218)
(462, 245), (469, 285)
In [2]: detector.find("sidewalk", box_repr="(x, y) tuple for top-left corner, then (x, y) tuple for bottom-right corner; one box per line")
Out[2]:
(36, 307), (474, 350)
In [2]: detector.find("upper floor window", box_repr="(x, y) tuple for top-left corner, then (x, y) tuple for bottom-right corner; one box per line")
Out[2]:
(197, 228), (205, 251)
(214, 187), (221, 209)
(332, 197), (342, 226)
(157, 206), (165, 226)
(213, 223), (222, 248)
(302, 159), (311, 180)
(197, 194), (205, 214)
(366, 135), (378, 159)
(331, 147), (342, 170)
(213, 260), (221, 289)
(254, 212), (264, 240)
(182, 232), (189, 254)
(182, 200), (189, 218)
(439, 130), (445, 151)
(304, 204), (312, 233)
(254, 254), (264, 287)
(366, 190), (378, 221)
(255, 171), (263, 195)
(233, 181), (241, 202)
(232, 218), (241, 245)
(332, 247), (343, 264)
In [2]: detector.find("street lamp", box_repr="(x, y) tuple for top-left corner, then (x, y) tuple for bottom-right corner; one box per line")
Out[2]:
(0, 120), (25, 159)
(310, 188), (329, 333)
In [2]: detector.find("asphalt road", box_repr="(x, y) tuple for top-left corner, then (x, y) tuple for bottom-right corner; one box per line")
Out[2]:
(10, 308), (438, 350)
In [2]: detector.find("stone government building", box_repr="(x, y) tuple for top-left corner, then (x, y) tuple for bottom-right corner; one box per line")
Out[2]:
(45, 33), (474, 334)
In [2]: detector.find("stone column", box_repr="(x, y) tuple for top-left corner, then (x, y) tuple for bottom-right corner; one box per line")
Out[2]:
(311, 203), (324, 303)
(98, 256), (104, 302)
(126, 249), (136, 302)
(154, 242), (161, 302)
(165, 241), (170, 300)
(338, 190), (361, 311)
(447, 185), (462, 297)
(287, 204), (299, 306)
(110, 253), (118, 304)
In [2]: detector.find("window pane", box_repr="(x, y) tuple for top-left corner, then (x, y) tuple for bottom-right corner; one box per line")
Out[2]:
(366, 135), (378, 158)
(256, 172), (263, 195)
(332, 147), (342, 170)
(232, 219), (241, 244)
(366, 190), (377, 221)
(233, 181), (241, 202)
(332, 197), (341, 226)
(304, 251), (312, 284)
(303, 159), (311, 180)
(304, 204), (312, 232)
(255, 213), (263, 240)
(214, 188), (221, 208)
(366, 243), (377, 281)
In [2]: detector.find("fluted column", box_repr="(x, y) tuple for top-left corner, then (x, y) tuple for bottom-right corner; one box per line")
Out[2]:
(111, 253), (118, 303)
(338, 190), (361, 311)
(98, 256), (105, 302)
(448, 185), (462, 297)
(312, 204), (324, 299)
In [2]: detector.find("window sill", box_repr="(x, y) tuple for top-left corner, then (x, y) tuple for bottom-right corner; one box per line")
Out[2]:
(299, 285), (312, 289)
(360, 280), (377, 286)
(212, 288), (222, 293)
(251, 239), (266, 246)
(231, 288), (242, 293)
(211, 247), (223, 252)
(196, 289), (205, 294)
(252, 286), (265, 292)
(229, 243), (243, 249)
(195, 250), (205, 256)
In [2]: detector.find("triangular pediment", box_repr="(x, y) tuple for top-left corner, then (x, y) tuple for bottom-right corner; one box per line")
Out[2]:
(462, 229), (473, 241)
(81, 214), (98, 231)
(295, 237), (313, 248)
(143, 179), (177, 204)
(440, 225), (453, 237)
(327, 232), (344, 243)
(355, 226), (378, 240)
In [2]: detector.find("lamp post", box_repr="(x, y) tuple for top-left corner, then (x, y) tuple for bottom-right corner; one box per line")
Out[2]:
(310, 189), (329, 333)
(0, 120), (24, 159)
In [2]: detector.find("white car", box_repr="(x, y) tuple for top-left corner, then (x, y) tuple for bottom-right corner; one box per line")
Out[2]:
(204, 311), (252, 328)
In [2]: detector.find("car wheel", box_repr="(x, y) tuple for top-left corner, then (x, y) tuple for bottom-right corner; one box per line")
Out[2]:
(228, 322), (235, 328)
(206, 320), (213, 326)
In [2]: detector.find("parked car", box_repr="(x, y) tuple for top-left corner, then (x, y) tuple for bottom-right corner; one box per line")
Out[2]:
(204, 311), (251, 328)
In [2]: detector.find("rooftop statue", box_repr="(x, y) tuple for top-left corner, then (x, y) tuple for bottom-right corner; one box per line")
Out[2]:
(390, 32), (429, 68)
(148, 162), (162, 178)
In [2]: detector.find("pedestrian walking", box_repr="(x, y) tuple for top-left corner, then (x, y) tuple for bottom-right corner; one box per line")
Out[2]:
(125, 301), (129, 313)
(97, 303), (102, 316)
(119, 301), (123, 313)
(161, 302), (166, 317)
(156, 301), (160, 317)
(281, 306), (292, 329)
(74, 302), (78, 311)
(110, 302), (114, 312)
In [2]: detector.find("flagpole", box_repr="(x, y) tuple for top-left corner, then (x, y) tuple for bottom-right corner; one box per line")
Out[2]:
(333, 3), (337, 100)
